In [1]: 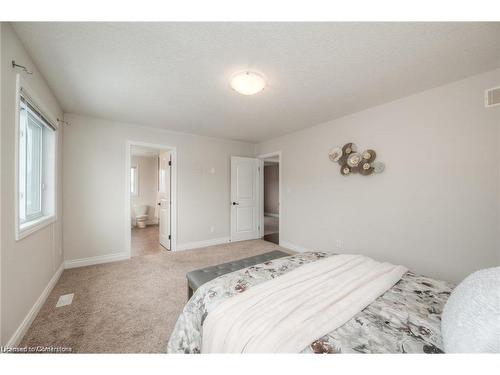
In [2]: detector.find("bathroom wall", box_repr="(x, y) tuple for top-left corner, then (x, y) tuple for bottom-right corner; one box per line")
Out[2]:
(131, 155), (159, 226)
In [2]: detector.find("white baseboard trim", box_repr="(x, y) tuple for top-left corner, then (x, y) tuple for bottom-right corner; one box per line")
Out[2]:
(264, 213), (279, 218)
(64, 252), (130, 269)
(176, 237), (230, 251)
(6, 262), (64, 348)
(280, 241), (311, 253)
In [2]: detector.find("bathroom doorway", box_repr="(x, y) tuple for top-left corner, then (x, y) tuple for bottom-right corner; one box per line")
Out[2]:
(126, 141), (177, 257)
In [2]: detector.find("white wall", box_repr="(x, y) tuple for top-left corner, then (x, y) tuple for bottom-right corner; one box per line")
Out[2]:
(0, 23), (64, 345)
(256, 69), (500, 283)
(62, 114), (255, 261)
(131, 155), (158, 225)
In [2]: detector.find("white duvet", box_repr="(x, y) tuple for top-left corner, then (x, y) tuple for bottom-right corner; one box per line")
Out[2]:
(201, 254), (407, 353)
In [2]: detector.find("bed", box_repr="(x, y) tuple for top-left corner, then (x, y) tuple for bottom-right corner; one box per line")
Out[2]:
(167, 251), (454, 353)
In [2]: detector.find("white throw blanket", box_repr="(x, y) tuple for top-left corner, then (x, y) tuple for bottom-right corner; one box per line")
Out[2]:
(201, 254), (407, 353)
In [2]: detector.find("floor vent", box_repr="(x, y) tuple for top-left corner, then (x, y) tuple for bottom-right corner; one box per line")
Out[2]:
(485, 86), (500, 107)
(56, 293), (74, 307)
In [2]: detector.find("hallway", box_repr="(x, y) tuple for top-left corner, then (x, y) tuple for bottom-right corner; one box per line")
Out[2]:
(263, 215), (279, 245)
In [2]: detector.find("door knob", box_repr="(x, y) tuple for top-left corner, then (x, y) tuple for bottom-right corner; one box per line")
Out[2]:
(232, 202), (239, 205)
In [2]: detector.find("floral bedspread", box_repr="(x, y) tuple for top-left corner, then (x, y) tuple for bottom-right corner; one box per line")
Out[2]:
(167, 252), (454, 353)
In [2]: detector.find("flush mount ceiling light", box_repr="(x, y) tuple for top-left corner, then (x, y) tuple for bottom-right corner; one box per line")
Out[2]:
(230, 71), (266, 95)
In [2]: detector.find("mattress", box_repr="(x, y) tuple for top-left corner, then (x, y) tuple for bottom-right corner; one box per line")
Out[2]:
(167, 251), (454, 353)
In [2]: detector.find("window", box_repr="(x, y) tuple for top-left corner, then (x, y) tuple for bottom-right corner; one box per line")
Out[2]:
(16, 87), (57, 240)
(131, 165), (139, 196)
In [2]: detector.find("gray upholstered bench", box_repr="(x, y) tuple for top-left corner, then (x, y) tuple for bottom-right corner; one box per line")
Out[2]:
(186, 250), (289, 299)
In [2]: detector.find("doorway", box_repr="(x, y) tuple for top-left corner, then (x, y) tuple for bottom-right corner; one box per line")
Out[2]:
(259, 152), (280, 245)
(126, 141), (177, 258)
(229, 152), (281, 245)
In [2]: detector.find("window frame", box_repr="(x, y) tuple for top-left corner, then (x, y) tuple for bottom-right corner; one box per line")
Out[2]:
(19, 99), (45, 223)
(15, 75), (59, 241)
(130, 164), (139, 197)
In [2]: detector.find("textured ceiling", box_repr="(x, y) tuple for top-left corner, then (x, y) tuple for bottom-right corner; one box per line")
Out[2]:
(12, 22), (500, 143)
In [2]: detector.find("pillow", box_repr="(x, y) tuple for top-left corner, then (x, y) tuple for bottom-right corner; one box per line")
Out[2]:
(441, 267), (500, 353)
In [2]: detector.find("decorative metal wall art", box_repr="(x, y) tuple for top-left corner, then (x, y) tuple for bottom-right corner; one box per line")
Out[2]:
(329, 142), (385, 176)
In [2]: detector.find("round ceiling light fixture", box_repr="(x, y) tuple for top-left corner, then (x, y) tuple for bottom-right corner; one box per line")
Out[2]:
(230, 71), (266, 95)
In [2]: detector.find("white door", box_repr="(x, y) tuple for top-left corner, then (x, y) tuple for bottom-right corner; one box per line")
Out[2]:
(230, 157), (261, 242)
(158, 151), (171, 249)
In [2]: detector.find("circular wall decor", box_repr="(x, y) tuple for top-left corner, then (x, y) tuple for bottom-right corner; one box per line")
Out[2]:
(359, 162), (374, 175)
(340, 164), (351, 175)
(330, 142), (384, 177)
(342, 142), (357, 155)
(372, 161), (385, 174)
(328, 147), (343, 162)
(362, 149), (376, 162)
(347, 152), (362, 167)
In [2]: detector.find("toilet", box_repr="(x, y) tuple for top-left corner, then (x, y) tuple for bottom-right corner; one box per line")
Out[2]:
(134, 205), (148, 228)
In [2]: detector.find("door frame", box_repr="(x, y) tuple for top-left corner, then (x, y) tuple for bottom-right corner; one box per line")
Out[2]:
(125, 140), (177, 256)
(257, 151), (282, 244)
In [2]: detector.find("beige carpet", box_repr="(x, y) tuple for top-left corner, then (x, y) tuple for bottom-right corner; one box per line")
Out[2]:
(20, 239), (291, 353)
